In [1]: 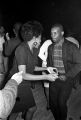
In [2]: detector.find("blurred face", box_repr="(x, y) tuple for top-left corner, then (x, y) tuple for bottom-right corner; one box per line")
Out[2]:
(51, 27), (63, 43)
(34, 35), (41, 48)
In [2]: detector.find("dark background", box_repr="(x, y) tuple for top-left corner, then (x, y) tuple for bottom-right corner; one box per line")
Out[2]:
(1, 0), (81, 42)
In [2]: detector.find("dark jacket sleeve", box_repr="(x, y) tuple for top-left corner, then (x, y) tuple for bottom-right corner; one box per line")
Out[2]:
(47, 44), (54, 67)
(66, 44), (81, 78)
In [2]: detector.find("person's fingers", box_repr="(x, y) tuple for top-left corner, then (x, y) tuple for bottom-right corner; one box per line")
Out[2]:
(51, 73), (58, 76)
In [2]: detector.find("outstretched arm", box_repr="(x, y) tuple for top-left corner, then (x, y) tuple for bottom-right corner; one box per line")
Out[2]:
(0, 71), (23, 119)
(18, 65), (58, 82)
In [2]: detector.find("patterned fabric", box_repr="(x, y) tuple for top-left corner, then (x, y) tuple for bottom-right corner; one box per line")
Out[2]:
(0, 79), (18, 119)
(53, 44), (65, 74)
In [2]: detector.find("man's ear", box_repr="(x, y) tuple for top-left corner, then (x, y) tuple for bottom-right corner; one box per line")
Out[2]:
(62, 31), (64, 36)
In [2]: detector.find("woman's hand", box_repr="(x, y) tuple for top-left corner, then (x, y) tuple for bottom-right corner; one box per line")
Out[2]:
(59, 75), (66, 81)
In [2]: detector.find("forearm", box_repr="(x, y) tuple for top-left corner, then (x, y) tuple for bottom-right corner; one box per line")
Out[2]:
(0, 79), (18, 118)
(34, 66), (47, 71)
(2, 79), (18, 97)
(23, 73), (47, 81)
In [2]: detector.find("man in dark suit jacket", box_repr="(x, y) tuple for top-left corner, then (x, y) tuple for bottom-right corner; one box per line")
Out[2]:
(47, 23), (81, 120)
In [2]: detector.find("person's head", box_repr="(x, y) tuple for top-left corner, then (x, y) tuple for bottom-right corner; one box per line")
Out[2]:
(21, 20), (43, 48)
(51, 23), (64, 43)
(13, 22), (22, 36)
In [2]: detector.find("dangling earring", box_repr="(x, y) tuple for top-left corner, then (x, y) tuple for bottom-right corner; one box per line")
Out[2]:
(33, 42), (37, 46)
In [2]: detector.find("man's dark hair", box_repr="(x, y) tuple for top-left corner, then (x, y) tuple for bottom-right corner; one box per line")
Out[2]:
(21, 21), (43, 42)
(51, 23), (64, 32)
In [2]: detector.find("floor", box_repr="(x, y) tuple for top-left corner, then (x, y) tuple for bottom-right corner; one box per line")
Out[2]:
(9, 81), (81, 120)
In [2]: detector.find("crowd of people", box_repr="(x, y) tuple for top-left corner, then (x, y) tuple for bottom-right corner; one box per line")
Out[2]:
(0, 20), (81, 120)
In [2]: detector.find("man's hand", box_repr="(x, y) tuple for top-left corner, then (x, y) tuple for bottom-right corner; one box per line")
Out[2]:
(46, 73), (58, 82)
(11, 71), (23, 85)
(59, 75), (66, 81)
(47, 67), (58, 74)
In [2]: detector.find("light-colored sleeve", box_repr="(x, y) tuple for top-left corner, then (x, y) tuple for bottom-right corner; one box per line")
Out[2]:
(0, 79), (18, 119)
(38, 40), (52, 62)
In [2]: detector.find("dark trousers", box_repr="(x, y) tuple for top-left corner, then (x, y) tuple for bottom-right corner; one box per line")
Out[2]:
(49, 78), (73, 120)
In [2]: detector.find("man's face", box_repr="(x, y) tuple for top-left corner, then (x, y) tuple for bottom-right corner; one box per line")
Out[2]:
(34, 35), (41, 48)
(51, 27), (63, 43)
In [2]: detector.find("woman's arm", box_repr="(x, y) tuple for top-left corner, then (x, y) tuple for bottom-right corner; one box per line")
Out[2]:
(18, 65), (58, 82)
(34, 66), (47, 71)
(0, 71), (23, 119)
